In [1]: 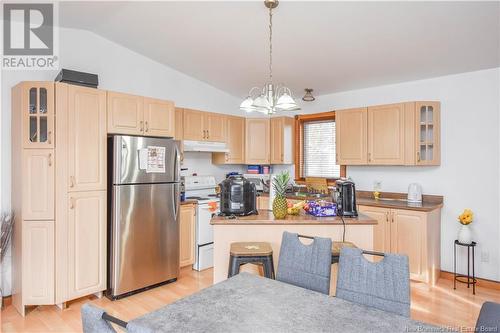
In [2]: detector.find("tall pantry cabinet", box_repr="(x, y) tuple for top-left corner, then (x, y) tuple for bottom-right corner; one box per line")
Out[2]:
(11, 82), (107, 316)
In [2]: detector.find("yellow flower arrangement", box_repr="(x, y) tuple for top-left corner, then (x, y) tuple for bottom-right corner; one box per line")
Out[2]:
(458, 209), (473, 225)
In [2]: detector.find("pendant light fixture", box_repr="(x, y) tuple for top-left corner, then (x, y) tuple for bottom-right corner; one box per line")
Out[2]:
(240, 0), (300, 115)
(302, 88), (315, 102)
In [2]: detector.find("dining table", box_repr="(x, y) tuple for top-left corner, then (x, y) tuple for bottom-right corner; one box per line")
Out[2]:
(124, 273), (441, 333)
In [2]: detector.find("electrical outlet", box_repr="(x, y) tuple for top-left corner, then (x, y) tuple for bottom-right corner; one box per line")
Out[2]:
(481, 250), (489, 263)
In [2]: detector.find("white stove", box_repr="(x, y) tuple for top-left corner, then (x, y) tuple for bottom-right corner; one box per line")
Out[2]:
(183, 176), (219, 271)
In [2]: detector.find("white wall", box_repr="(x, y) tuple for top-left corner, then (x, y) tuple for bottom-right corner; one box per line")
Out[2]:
(301, 68), (500, 281)
(0, 27), (245, 295)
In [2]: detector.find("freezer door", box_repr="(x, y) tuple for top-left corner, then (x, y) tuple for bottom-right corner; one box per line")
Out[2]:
(110, 183), (180, 297)
(112, 135), (180, 185)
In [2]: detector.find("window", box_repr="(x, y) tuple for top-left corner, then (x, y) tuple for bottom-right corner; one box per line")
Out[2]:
(295, 112), (345, 182)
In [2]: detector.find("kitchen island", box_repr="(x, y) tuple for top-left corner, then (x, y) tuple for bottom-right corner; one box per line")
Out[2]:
(211, 210), (377, 292)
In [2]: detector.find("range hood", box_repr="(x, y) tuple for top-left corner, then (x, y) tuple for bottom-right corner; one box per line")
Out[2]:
(183, 140), (229, 153)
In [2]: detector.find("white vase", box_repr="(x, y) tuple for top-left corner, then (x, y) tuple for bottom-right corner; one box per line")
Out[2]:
(458, 224), (473, 244)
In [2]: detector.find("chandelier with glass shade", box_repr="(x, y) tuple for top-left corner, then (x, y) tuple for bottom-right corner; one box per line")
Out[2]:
(240, 0), (301, 115)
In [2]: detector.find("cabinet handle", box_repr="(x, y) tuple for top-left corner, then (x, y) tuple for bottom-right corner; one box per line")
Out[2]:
(368, 152), (372, 162)
(48, 131), (52, 144)
(225, 154), (229, 162)
(69, 197), (75, 209)
(145, 121), (149, 132)
(391, 211), (395, 223)
(140, 121), (144, 132)
(385, 212), (389, 222)
(70, 176), (75, 188)
(206, 130), (209, 139)
(417, 151), (421, 162)
(48, 153), (52, 166)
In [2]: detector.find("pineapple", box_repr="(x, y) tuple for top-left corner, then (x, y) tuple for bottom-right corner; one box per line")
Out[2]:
(272, 171), (290, 219)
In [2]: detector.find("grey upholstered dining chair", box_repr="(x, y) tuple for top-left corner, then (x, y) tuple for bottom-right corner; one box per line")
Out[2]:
(476, 301), (500, 332)
(276, 231), (333, 295)
(336, 247), (411, 317)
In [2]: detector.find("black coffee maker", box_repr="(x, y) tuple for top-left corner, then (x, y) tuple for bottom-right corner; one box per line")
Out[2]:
(219, 175), (257, 216)
(335, 180), (358, 217)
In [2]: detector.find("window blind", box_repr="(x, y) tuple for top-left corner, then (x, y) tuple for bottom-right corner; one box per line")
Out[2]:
(303, 120), (340, 178)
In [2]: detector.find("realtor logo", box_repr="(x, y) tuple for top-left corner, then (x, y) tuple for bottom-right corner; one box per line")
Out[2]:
(2, 2), (59, 69)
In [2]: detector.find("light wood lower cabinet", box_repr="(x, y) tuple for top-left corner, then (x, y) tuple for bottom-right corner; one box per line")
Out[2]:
(245, 118), (270, 164)
(213, 116), (245, 164)
(179, 203), (196, 267)
(22, 220), (55, 305)
(67, 191), (107, 300)
(257, 196), (270, 210)
(359, 205), (440, 285)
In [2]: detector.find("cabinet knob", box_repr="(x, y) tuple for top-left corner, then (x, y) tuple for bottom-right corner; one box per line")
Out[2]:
(416, 151), (421, 162)
(48, 131), (52, 144)
(145, 121), (149, 132)
(48, 153), (52, 166)
(140, 121), (144, 132)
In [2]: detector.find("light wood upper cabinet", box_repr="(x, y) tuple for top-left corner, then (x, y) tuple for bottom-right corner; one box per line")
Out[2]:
(183, 109), (227, 142)
(368, 103), (405, 165)
(205, 113), (226, 142)
(22, 149), (54, 220)
(107, 91), (144, 135)
(270, 117), (294, 165)
(415, 102), (440, 166)
(19, 82), (55, 149)
(23, 220), (54, 305)
(391, 210), (426, 280)
(336, 108), (368, 165)
(213, 116), (245, 164)
(143, 97), (175, 137)
(335, 101), (440, 166)
(179, 203), (196, 267)
(245, 118), (270, 164)
(183, 109), (205, 141)
(108, 92), (175, 138)
(175, 108), (184, 140)
(67, 191), (106, 300)
(68, 85), (107, 192)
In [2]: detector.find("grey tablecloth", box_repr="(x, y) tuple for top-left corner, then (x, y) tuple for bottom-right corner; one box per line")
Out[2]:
(127, 273), (439, 333)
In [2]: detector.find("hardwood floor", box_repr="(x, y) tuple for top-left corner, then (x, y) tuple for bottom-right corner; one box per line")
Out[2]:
(1, 267), (499, 332)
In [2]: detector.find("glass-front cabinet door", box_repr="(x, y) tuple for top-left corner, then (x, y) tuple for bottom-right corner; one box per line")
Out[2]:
(415, 102), (440, 165)
(23, 82), (54, 148)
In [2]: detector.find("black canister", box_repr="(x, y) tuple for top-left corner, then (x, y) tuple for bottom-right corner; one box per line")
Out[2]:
(219, 175), (257, 216)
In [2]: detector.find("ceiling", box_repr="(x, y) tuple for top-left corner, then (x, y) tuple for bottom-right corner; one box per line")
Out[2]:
(59, 1), (500, 99)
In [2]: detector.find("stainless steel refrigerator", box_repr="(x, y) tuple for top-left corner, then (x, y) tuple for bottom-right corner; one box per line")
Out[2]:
(108, 135), (181, 299)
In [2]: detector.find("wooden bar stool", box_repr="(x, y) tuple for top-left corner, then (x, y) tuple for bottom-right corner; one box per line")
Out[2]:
(228, 242), (275, 279)
(331, 241), (357, 264)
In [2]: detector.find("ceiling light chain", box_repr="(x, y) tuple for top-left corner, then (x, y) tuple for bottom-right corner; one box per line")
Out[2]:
(269, 6), (273, 83)
(239, 0), (300, 115)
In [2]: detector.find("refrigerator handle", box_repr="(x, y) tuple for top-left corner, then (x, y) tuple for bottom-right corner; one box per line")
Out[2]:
(173, 184), (179, 222)
(174, 143), (181, 182)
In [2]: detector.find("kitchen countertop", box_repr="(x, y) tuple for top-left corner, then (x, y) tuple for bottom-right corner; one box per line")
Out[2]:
(356, 191), (443, 212)
(180, 199), (198, 205)
(211, 209), (376, 225)
(258, 191), (443, 212)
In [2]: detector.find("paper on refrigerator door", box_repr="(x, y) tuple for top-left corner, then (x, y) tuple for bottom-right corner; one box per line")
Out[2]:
(138, 146), (166, 173)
